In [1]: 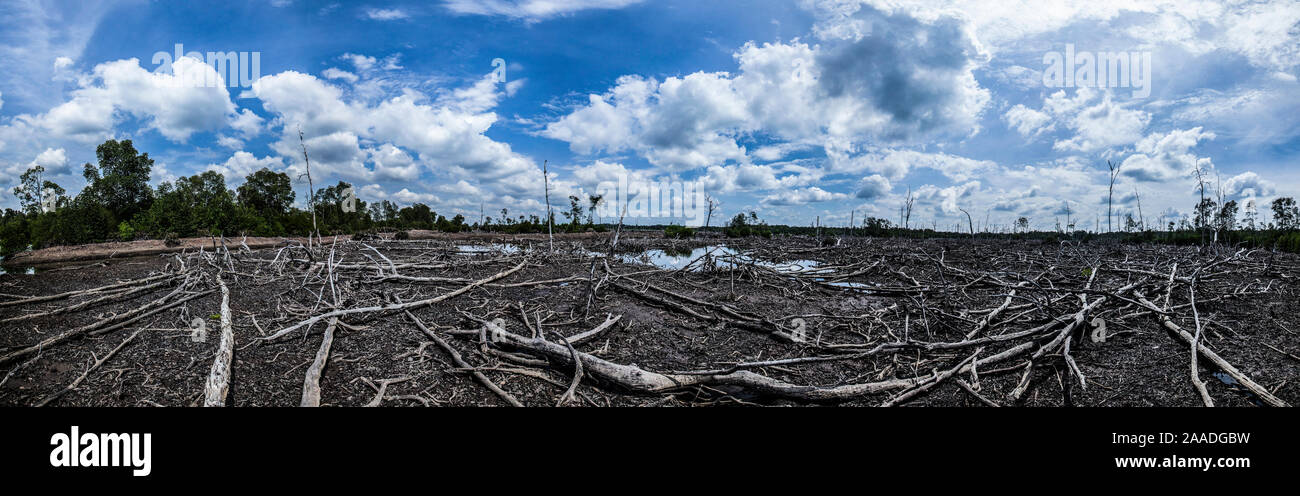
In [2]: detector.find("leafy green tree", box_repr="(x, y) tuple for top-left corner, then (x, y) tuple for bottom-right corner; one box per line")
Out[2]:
(0, 209), (31, 255)
(80, 139), (155, 222)
(12, 166), (65, 215)
(564, 195), (584, 231)
(1244, 200), (1258, 230)
(311, 181), (370, 234)
(664, 225), (694, 239)
(132, 171), (239, 237)
(1272, 197), (1298, 230)
(587, 194), (603, 225)
(399, 203), (434, 229)
(724, 212), (771, 238)
(449, 214), (468, 232)
(237, 168), (294, 219)
(1215, 200), (1238, 233)
(370, 200), (398, 226)
(1193, 197), (1217, 231)
(47, 197), (115, 246)
(1124, 213), (1139, 232)
(862, 217), (893, 237)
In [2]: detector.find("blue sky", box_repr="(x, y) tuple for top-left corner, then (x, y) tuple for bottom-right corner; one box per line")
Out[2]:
(2, 0), (1299, 230)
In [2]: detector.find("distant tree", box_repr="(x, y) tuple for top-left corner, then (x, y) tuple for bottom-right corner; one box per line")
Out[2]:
(312, 181), (369, 234)
(12, 166), (65, 215)
(1272, 197), (1298, 230)
(1063, 201), (1074, 232)
(0, 208), (32, 255)
(1243, 200), (1258, 230)
(380, 201), (398, 224)
(133, 171), (239, 237)
(862, 217), (893, 237)
(81, 139), (155, 222)
(400, 203), (435, 229)
(564, 195), (583, 231)
(1106, 160), (1122, 232)
(1015, 217), (1030, 233)
(1193, 198), (1217, 231)
(1215, 200), (1238, 233)
(237, 168), (294, 219)
(724, 212), (771, 238)
(587, 194), (603, 225)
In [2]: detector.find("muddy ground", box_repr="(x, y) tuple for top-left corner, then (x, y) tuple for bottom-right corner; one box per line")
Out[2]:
(1, 232), (1297, 407)
(0, 229), (588, 266)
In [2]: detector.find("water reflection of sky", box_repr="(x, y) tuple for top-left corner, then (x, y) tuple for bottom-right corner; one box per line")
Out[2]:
(617, 245), (824, 273)
(451, 243), (827, 275)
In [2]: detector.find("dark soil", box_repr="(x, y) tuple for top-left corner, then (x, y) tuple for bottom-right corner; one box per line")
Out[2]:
(1, 233), (1296, 407)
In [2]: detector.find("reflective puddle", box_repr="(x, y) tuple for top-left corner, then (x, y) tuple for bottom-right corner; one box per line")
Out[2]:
(457, 244), (525, 255)
(615, 245), (823, 273)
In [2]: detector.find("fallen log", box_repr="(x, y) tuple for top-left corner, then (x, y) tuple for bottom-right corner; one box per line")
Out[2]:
(565, 314), (622, 346)
(204, 275), (235, 407)
(299, 317), (339, 407)
(405, 310), (523, 407)
(1133, 291), (1289, 407)
(481, 319), (927, 401)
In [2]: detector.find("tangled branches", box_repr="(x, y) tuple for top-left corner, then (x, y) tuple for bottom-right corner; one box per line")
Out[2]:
(0, 234), (1296, 407)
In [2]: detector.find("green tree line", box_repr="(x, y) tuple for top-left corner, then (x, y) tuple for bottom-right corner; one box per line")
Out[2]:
(0, 139), (552, 255)
(6, 140), (1299, 256)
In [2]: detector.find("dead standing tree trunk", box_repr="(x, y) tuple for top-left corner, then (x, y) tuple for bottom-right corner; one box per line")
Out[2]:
(204, 274), (235, 407)
(1106, 160), (1122, 233)
(1193, 160), (1209, 244)
(704, 194), (717, 231)
(543, 160), (553, 254)
(902, 187), (915, 229)
(299, 126), (319, 248)
(1133, 187), (1145, 232)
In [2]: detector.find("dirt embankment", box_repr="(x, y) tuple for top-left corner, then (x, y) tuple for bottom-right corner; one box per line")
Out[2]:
(3, 236), (309, 267)
(1, 230), (652, 267)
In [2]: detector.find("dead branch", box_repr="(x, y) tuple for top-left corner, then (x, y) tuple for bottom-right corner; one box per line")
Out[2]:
(35, 329), (143, 407)
(204, 274), (235, 407)
(299, 317), (339, 407)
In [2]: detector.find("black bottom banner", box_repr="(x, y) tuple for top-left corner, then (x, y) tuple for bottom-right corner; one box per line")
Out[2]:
(1, 407), (1291, 487)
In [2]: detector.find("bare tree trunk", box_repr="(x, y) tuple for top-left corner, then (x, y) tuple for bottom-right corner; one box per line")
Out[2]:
(704, 194), (715, 229)
(610, 198), (629, 253)
(299, 126), (318, 247)
(543, 160), (553, 254)
(299, 317), (338, 407)
(903, 187), (915, 229)
(1133, 186), (1145, 232)
(204, 275), (235, 407)
(1106, 160), (1121, 233)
